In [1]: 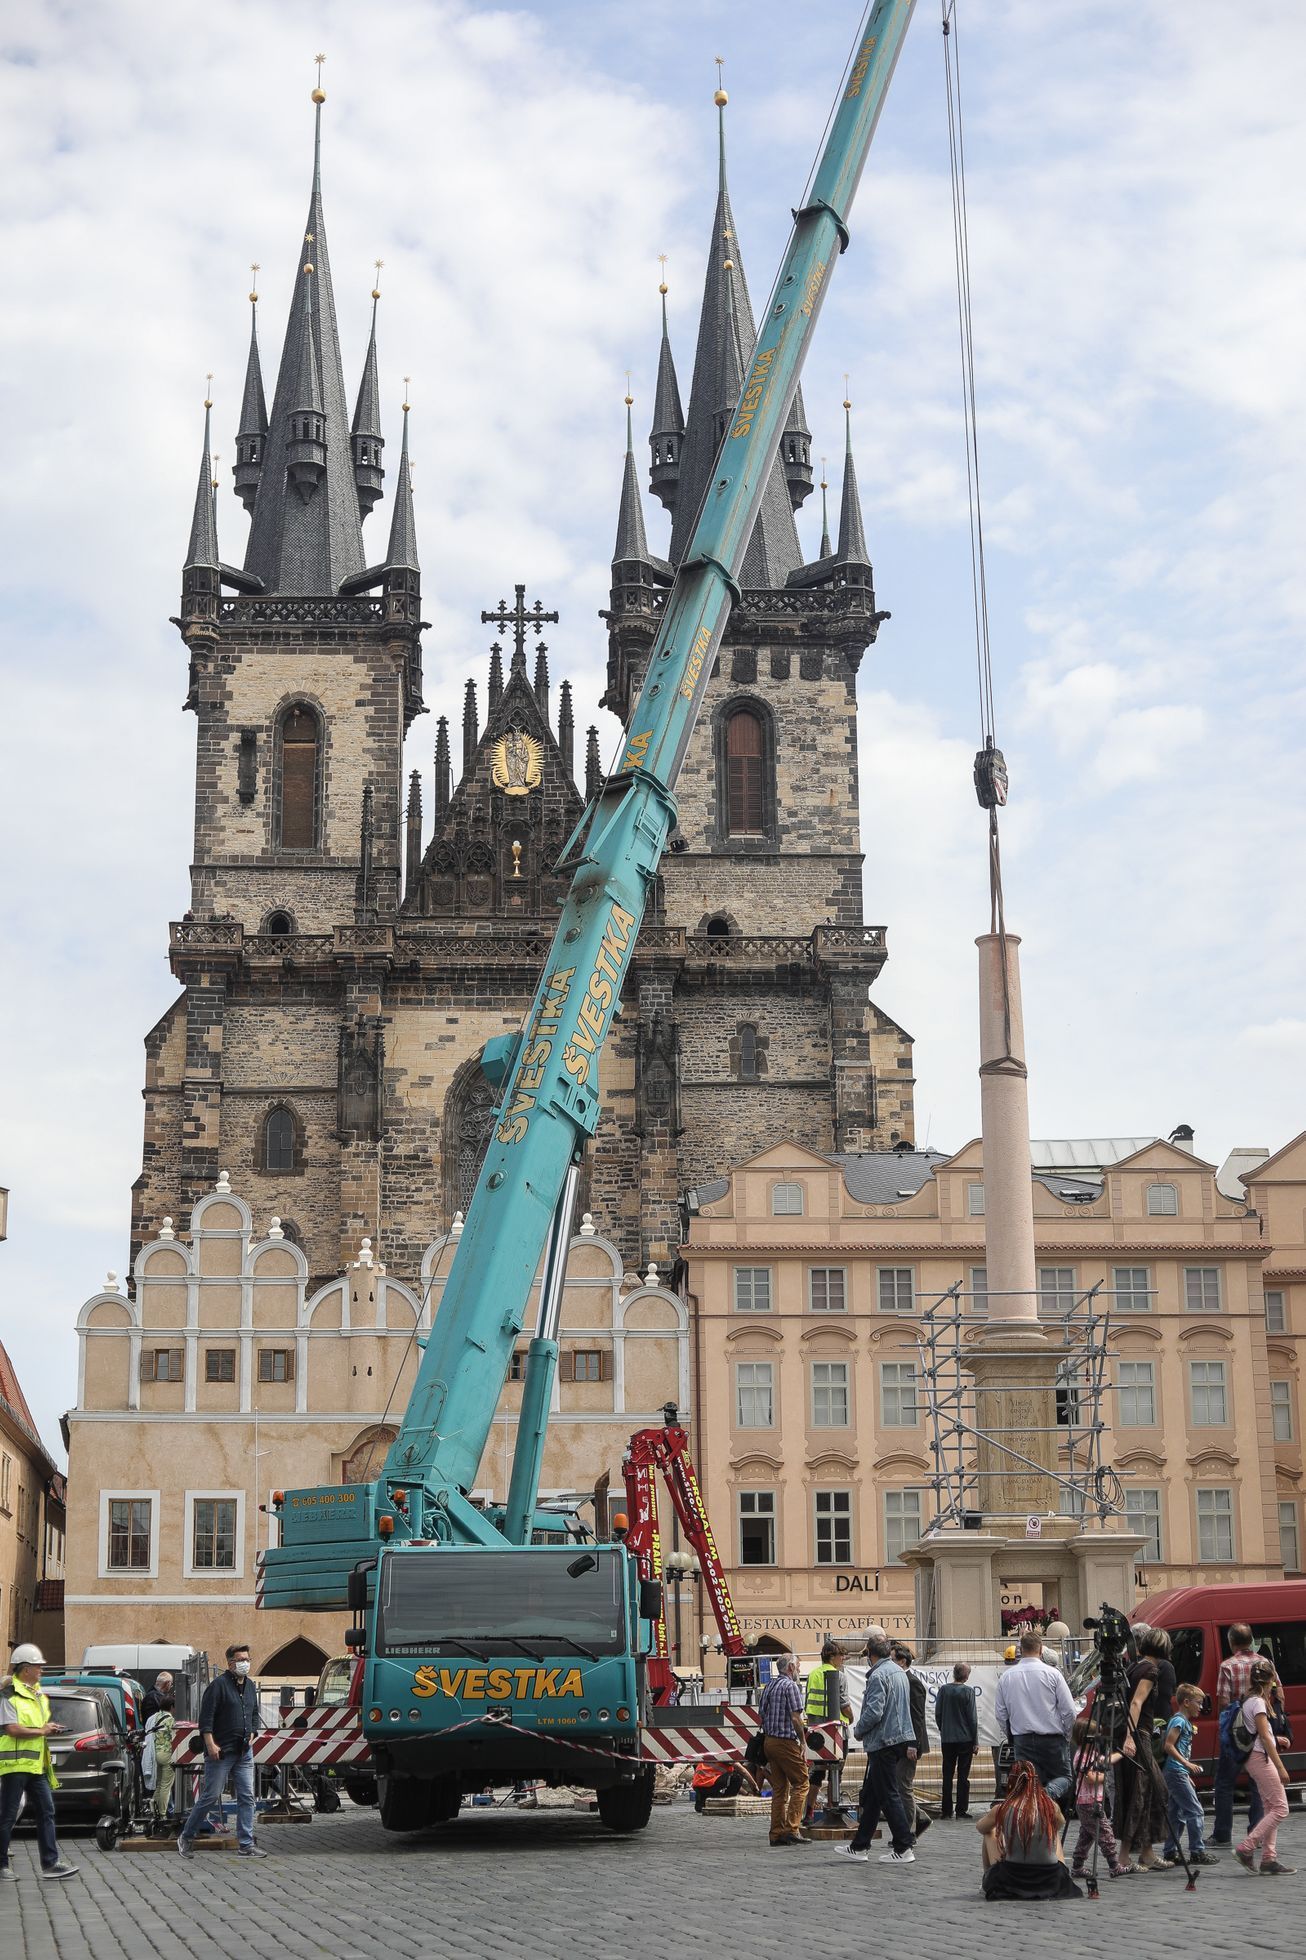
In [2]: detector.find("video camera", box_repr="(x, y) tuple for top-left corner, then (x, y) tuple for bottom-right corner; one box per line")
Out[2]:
(1083, 1601), (1135, 1690)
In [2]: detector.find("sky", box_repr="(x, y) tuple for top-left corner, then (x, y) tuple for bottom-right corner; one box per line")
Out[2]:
(1, 0), (1303, 1458)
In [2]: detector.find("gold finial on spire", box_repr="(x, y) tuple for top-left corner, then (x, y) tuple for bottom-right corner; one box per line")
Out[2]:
(714, 55), (727, 108)
(204, 371), (214, 409)
(624, 368), (633, 409)
(843, 373), (851, 411)
(657, 251), (668, 297)
(820, 455), (828, 491)
(312, 52), (326, 104)
(212, 452), (221, 491)
(372, 257), (384, 301)
(403, 375), (411, 413)
(249, 262), (260, 304)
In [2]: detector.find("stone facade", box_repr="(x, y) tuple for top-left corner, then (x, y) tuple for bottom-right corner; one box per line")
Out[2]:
(0, 1340), (65, 1658)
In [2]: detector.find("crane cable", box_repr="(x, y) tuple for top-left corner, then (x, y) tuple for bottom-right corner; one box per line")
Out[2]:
(943, 0), (1016, 1071)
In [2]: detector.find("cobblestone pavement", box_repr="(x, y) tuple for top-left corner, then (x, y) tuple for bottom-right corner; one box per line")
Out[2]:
(0, 1801), (1296, 1960)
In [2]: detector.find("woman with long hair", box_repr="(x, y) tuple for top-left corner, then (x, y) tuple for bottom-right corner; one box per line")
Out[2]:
(976, 1758), (1082, 1900)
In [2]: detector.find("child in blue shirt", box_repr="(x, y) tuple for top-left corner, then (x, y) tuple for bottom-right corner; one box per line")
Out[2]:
(1162, 1684), (1219, 1866)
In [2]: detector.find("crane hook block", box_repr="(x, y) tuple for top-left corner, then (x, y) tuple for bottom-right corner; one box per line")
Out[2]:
(973, 741), (1009, 810)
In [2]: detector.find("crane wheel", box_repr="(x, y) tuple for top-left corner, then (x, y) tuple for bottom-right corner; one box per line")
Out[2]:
(378, 1775), (432, 1833)
(428, 1776), (462, 1825)
(596, 1767), (655, 1834)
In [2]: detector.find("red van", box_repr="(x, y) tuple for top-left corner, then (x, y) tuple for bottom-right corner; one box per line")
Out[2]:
(1133, 1581), (1306, 1788)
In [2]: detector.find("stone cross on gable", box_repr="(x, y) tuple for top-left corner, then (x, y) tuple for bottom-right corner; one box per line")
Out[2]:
(481, 584), (558, 673)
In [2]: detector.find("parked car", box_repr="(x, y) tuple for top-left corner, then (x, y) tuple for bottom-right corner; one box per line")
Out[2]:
(39, 1686), (138, 1847)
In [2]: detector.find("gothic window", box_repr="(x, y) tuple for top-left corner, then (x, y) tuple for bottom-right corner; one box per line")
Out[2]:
(259, 1105), (302, 1176)
(264, 910), (295, 938)
(738, 1023), (759, 1079)
(444, 1062), (499, 1223)
(277, 705), (321, 852)
(705, 916), (731, 940)
(725, 707), (765, 835)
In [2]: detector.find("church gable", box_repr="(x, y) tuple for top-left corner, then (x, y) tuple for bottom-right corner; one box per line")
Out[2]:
(408, 613), (584, 922)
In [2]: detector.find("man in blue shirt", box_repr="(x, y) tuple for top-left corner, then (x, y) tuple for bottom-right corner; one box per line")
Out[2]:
(834, 1633), (917, 1864)
(177, 1641), (265, 1859)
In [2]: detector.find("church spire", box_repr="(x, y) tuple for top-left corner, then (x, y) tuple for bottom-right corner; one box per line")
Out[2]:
(533, 643), (550, 718)
(184, 392), (220, 577)
(404, 768), (423, 895)
(667, 78), (802, 584)
(648, 260), (684, 513)
(351, 268), (385, 519)
(384, 399), (418, 572)
(585, 725), (602, 801)
(613, 393), (652, 566)
(233, 276), (268, 515)
(434, 715), (451, 816)
(818, 456), (832, 558)
(836, 394), (870, 566)
(557, 679), (575, 780)
(241, 82), (366, 595)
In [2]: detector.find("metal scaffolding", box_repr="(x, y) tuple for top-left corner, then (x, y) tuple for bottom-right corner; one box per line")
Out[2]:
(916, 1282), (1125, 1532)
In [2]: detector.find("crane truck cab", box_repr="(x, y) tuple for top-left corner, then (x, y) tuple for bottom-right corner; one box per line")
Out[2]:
(353, 1540), (661, 1833)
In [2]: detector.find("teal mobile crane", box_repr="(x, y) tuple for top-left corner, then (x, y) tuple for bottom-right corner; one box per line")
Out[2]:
(260, 0), (917, 1835)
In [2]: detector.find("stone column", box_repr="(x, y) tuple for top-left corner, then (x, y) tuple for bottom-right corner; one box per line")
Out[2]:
(976, 932), (1036, 1321)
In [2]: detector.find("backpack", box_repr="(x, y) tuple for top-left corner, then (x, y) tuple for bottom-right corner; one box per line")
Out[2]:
(1229, 1699), (1259, 1758)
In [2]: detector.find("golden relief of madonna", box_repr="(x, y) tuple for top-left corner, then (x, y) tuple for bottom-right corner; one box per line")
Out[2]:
(491, 728), (543, 796)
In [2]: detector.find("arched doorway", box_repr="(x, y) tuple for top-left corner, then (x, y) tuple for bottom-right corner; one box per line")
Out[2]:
(260, 1636), (329, 1680)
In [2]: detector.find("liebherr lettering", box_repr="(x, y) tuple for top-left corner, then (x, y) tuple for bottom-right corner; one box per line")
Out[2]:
(561, 902), (636, 1088)
(495, 966), (576, 1145)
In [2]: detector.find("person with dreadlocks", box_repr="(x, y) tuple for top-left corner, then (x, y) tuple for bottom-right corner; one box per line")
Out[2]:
(975, 1758), (1083, 1900)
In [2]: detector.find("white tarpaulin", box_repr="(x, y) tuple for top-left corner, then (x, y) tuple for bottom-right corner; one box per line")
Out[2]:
(843, 1663), (1009, 1750)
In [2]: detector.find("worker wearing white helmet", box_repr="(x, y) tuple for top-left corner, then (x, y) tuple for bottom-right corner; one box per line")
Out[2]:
(1, 1642), (79, 1880)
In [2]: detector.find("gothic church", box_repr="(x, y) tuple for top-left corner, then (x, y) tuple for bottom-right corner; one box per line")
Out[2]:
(140, 92), (915, 1294)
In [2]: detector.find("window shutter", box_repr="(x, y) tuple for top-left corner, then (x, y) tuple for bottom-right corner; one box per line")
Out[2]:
(284, 1349), (295, 1383)
(280, 709), (318, 850)
(558, 1352), (574, 1383)
(170, 1348), (184, 1381)
(600, 1350), (613, 1382)
(139, 1349), (152, 1382)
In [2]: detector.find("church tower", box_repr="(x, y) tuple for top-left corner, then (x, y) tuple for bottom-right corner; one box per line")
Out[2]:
(143, 85), (424, 1267)
(603, 88), (915, 1254)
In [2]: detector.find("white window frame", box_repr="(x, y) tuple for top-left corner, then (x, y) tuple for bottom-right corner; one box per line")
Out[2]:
(877, 1267), (915, 1315)
(966, 1181), (986, 1216)
(811, 1360), (850, 1429)
(808, 1267), (847, 1313)
(1189, 1359), (1228, 1426)
(884, 1489), (923, 1565)
(735, 1361), (774, 1430)
(98, 1488), (160, 1581)
(1037, 1266), (1077, 1319)
(771, 1182), (804, 1217)
(1271, 1380), (1294, 1444)
(814, 1489), (853, 1566)
(880, 1361), (918, 1427)
(1279, 1500), (1301, 1574)
(738, 1488), (776, 1567)
(1125, 1486), (1163, 1563)
(0, 1453), (11, 1513)
(1117, 1360), (1156, 1427)
(1147, 1182), (1178, 1217)
(1196, 1487), (1235, 1563)
(733, 1266), (773, 1313)
(183, 1489), (247, 1580)
(969, 1267), (989, 1316)
(1184, 1267), (1221, 1314)
(1113, 1267), (1151, 1313)
(1265, 1290), (1287, 1334)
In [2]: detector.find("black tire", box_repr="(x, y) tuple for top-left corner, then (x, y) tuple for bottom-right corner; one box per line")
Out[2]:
(344, 1775), (378, 1808)
(428, 1777), (461, 1825)
(596, 1768), (655, 1834)
(95, 1816), (121, 1853)
(378, 1775), (431, 1833)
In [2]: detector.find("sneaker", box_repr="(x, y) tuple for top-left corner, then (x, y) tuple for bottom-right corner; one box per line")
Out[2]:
(177, 1836), (194, 1860)
(0, 1867), (14, 1882)
(879, 1848), (915, 1864)
(1260, 1860), (1296, 1876)
(39, 1864), (80, 1880)
(1235, 1845), (1258, 1872)
(238, 1846), (268, 1858)
(1149, 1857), (1176, 1870)
(832, 1844), (869, 1861)
(1109, 1866), (1132, 1878)
(1191, 1851), (1220, 1866)
(956, 1811), (973, 1821)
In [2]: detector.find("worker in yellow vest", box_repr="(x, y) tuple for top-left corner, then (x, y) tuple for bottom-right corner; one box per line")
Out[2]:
(803, 1640), (853, 1826)
(0, 1643), (79, 1881)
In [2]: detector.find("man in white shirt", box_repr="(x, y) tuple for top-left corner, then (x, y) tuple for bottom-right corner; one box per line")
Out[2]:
(992, 1630), (1076, 1799)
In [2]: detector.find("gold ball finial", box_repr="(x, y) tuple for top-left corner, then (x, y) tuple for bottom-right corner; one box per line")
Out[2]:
(714, 89), (728, 106)
(723, 258), (734, 272)
(658, 250), (669, 296)
(204, 371), (213, 409)
(372, 256), (384, 300)
(249, 261), (260, 304)
(303, 262), (314, 275)
(714, 55), (727, 106)
(312, 52), (326, 102)
(312, 88), (326, 103)
(843, 398), (851, 411)
(624, 394), (634, 407)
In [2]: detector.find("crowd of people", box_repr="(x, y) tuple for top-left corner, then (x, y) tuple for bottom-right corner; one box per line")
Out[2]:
(738, 1619), (1295, 1896)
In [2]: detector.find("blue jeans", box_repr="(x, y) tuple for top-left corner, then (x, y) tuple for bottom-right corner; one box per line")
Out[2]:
(1213, 1738), (1263, 1840)
(179, 1747), (255, 1850)
(850, 1742), (915, 1854)
(1162, 1762), (1206, 1857)
(1011, 1732), (1071, 1804)
(0, 1772), (60, 1870)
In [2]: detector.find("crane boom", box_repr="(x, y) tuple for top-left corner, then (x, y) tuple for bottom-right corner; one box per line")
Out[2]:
(262, 0), (916, 1614)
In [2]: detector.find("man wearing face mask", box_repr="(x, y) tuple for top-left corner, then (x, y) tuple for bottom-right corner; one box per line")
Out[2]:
(177, 1642), (265, 1859)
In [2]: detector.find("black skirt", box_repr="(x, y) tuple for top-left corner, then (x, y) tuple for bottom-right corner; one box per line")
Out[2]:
(983, 1859), (1083, 1902)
